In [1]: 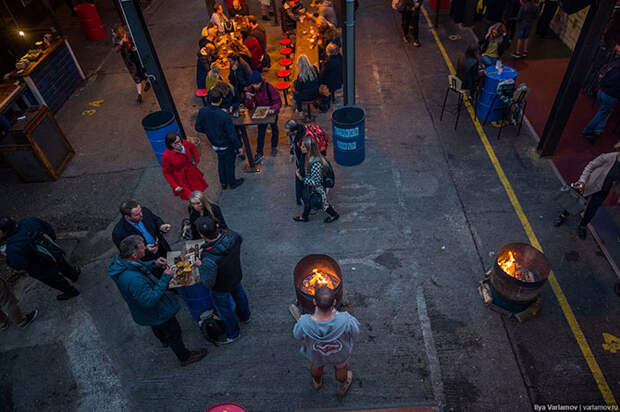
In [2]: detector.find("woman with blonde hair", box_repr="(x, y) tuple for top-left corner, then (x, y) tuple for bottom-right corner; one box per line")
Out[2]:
(292, 54), (320, 114)
(294, 137), (339, 223)
(112, 25), (151, 104)
(183, 191), (228, 240)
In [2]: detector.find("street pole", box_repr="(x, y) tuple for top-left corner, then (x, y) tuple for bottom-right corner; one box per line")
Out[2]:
(536, 0), (615, 156)
(343, 0), (355, 106)
(119, 0), (186, 137)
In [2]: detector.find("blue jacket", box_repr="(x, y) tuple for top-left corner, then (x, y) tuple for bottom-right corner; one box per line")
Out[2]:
(108, 256), (180, 326)
(198, 229), (243, 292)
(5, 216), (58, 278)
(195, 104), (242, 150)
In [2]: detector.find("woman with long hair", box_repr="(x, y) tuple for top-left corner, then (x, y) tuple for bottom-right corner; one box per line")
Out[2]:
(112, 25), (151, 104)
(294, 137), (339, 223)
(183, 191), (228, 240)
(292, 55), (320, 114)
(161, 132), (208, 201)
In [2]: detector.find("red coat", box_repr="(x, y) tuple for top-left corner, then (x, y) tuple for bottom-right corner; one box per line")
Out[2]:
(243, 36), (263, 70)
(161, 141), (208, 200)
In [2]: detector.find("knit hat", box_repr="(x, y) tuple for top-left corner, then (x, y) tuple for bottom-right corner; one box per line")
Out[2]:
(249, 71), (263, 84)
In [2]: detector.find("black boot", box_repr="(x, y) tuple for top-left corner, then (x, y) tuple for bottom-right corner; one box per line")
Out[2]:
(324, 206), (339, 223)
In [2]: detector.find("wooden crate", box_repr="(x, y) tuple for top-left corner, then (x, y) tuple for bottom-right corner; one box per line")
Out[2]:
(0, 105), (74, 182)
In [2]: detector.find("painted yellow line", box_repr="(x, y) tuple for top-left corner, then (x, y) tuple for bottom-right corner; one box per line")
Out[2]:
(420, 7), (617, 406)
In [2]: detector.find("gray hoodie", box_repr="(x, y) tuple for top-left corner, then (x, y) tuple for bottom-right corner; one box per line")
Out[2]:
(293, 311), (360, 366)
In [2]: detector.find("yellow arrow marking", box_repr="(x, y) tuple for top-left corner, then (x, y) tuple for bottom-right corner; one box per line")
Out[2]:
(81, 109), (96, 116)
(88, 99), (104, 107)
(602, 333), (620, 353)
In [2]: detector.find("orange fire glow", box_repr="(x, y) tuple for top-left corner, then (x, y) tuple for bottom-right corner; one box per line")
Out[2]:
(301, 268), (339, 295)
(497, 250), (535, 282)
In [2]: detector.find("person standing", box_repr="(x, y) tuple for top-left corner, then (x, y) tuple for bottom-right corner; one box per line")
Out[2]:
(161, 132), (208, 201)
(402, 0), (422, 47)
(108, 235), (208, 366)
(286, 119), (328, 205)
(554, 144), (620, 240)
(228, 0), (249, 17)
(245, 71), (282, 162)
(211, 4), (232, 34)
(196, 88), (245, 190)
(258, 0), (273, 21)
(582, 46), (620, 143)
(112, 200), (172, 261)
(183, 191), (228, 240)
(0, 276), (38, 330)
(112, 25), (151, 104)
(293, 137), (339, 223)
(293, 286), (359, 396)
(511, 0), (538, 59)
(195, 217), (251, 344)
(0, 216), (80, 301)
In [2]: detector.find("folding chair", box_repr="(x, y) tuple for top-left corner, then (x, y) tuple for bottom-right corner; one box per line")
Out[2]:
(440, 75), (469, 130)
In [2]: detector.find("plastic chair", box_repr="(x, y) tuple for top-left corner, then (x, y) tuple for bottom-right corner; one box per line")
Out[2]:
(276, 81), (291, 106)
(195, 89), (208, 106)
(439, 75), (469, 130)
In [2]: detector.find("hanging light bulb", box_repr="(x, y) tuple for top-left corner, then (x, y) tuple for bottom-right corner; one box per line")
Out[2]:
(18, 30), (25, 37)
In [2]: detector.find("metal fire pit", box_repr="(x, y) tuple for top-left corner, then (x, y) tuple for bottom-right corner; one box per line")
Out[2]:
(293, 254), (343, 314)
(479, 243), (551, 322)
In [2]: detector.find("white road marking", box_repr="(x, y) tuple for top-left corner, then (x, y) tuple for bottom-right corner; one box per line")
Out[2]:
(416, 287), (446, 405)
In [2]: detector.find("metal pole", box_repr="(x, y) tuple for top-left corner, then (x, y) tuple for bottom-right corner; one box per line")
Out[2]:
(343, 0), (355, 105)
(536, 0), (616, 156)
(120, 0), (186, 137)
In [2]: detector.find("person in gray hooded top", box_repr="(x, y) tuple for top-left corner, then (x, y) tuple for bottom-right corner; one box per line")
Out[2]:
(293, 286), (360, 396)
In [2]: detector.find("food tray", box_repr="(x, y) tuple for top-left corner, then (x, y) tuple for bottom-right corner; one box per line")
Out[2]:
(252, 106), (271, 119)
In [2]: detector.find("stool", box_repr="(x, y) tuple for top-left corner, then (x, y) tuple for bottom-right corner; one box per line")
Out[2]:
(195, 89), (208, 106)
(301, 100), (316, 122)
(280, 38), (292, 48)
(277, 69), (291, 81)
(276, 81), (291, 106)
(279, 58), (292, 69)
(280, 47), (293, 57)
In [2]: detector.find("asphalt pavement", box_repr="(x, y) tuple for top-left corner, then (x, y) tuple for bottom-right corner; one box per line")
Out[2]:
(0, 0), (618, 411)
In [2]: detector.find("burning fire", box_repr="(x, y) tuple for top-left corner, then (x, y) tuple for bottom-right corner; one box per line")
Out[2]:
(301, 268), (339, 295)
(498, 250), (535, 282)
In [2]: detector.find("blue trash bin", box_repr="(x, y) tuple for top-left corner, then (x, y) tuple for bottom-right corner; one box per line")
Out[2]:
(142, 111), (180, 163)
(476, 65), (518, 122)
(332, 106), (365, 166)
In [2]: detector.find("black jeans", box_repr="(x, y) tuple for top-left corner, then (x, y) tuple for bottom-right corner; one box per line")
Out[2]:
(580, 190), (609, 227)
(402, 10), (420, 41)
(29, 256), (77, 294)
(256, 115), (279, 156)
(151, 316), (190, 362)
(215, 148), (237, 186)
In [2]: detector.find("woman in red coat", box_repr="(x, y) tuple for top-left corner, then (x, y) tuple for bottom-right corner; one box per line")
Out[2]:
(161, 132), (208, 200)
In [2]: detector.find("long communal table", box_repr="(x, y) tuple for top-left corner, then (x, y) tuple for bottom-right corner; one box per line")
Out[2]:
(292, 19), (320, 81)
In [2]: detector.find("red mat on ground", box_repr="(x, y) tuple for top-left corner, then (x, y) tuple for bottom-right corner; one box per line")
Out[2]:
(505, 57), (620, 202)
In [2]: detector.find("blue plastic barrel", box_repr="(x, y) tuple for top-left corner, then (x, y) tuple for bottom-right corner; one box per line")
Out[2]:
(332, 106), (365, 166)
(475, 66), (518, 122)
(142, 111), (180, 163)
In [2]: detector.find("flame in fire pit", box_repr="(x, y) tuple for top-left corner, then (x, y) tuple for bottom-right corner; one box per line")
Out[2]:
(497, 250), (536, 282)
(301, 268), (339, 295)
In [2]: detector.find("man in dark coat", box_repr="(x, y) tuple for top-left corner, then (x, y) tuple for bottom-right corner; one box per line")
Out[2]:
(195, 217), (250, 344)
(247, 15), (267, 54)
(108, 234), (207, 366)
(195, 88), (244, 190)
(112, 200), (172, 262)
(0, 216), (80, 300)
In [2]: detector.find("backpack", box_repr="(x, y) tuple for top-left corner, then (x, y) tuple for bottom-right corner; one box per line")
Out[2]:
(304, 124), (329, 154)
(28, 231), (64, 264)
(199, 309), (226, 346)
(323, 159), (335, 189)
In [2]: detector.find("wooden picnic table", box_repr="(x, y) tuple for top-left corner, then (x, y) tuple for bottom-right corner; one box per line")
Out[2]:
(292, 19), (320, 82)
(231, 108), (277, 173)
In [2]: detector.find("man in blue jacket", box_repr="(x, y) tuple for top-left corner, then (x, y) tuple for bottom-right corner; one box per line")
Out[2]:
(195, 88), (244, 190)
(0, 216), (80, 301)
(108, 234), (207, 366)
(195, 216), (250, 344)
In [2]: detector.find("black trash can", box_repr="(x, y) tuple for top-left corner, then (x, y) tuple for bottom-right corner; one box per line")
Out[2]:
(142, 111), (180, 164)
(332, 106), (365, 166)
